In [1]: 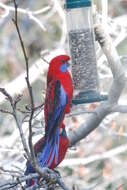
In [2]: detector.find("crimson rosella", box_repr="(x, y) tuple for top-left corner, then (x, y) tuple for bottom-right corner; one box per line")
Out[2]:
(25, 55), (73, 188)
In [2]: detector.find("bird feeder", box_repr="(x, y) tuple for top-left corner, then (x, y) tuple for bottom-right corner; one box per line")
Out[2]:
(65, 0), (108, 104)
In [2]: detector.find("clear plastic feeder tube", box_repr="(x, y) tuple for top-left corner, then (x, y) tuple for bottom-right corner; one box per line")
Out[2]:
(66, 0), (99, 95)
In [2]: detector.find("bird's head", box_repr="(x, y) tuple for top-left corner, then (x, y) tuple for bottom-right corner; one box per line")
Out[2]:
(47, 55), (70, 82)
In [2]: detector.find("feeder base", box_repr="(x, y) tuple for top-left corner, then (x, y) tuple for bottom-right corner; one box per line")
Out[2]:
(72, 90), (108, 105)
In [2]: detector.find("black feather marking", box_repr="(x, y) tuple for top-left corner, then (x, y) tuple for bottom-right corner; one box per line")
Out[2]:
(53, 80), (61, 111)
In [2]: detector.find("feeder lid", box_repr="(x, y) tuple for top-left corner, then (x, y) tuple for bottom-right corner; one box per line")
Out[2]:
(66, 0), (91, 9)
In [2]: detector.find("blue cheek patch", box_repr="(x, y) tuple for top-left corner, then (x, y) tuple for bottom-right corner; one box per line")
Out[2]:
(60, 63), (68, 72)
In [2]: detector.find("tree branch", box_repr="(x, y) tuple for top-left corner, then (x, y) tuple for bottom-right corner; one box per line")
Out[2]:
(111, 105), (127, 113)
(95, 22), (126, 105)
(12, 0), (41, 175)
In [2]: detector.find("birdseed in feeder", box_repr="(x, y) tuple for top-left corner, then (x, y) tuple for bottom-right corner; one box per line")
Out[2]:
(69, 28), (98, 92)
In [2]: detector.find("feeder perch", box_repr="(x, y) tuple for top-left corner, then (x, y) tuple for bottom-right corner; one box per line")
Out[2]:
(65, 0), (108, 104)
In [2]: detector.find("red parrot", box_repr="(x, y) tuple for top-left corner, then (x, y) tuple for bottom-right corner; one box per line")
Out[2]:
(25, 55), (73, 188)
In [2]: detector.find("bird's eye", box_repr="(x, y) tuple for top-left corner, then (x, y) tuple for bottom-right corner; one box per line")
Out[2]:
(60, 62), (68, 72)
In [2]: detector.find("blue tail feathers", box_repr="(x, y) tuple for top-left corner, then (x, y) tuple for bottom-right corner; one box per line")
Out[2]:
(39, 126), (59, 167)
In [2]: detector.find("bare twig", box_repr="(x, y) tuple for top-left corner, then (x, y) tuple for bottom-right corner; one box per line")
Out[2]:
(0, 167), (22, 177)
(16, 178), (25, 190)
(0, 108), (13, 115)
(13, 94), (23, 109)
(0, 173), (39, 190)
(41, 55), (49, 64)
(0, 88), (13, 103)
(16, 103), (44, 116)
(0, 88), (30, 159)
(12, 0), (36, 168)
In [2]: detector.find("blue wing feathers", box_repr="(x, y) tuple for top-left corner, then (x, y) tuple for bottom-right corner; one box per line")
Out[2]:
(40, 80), (67, 167)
